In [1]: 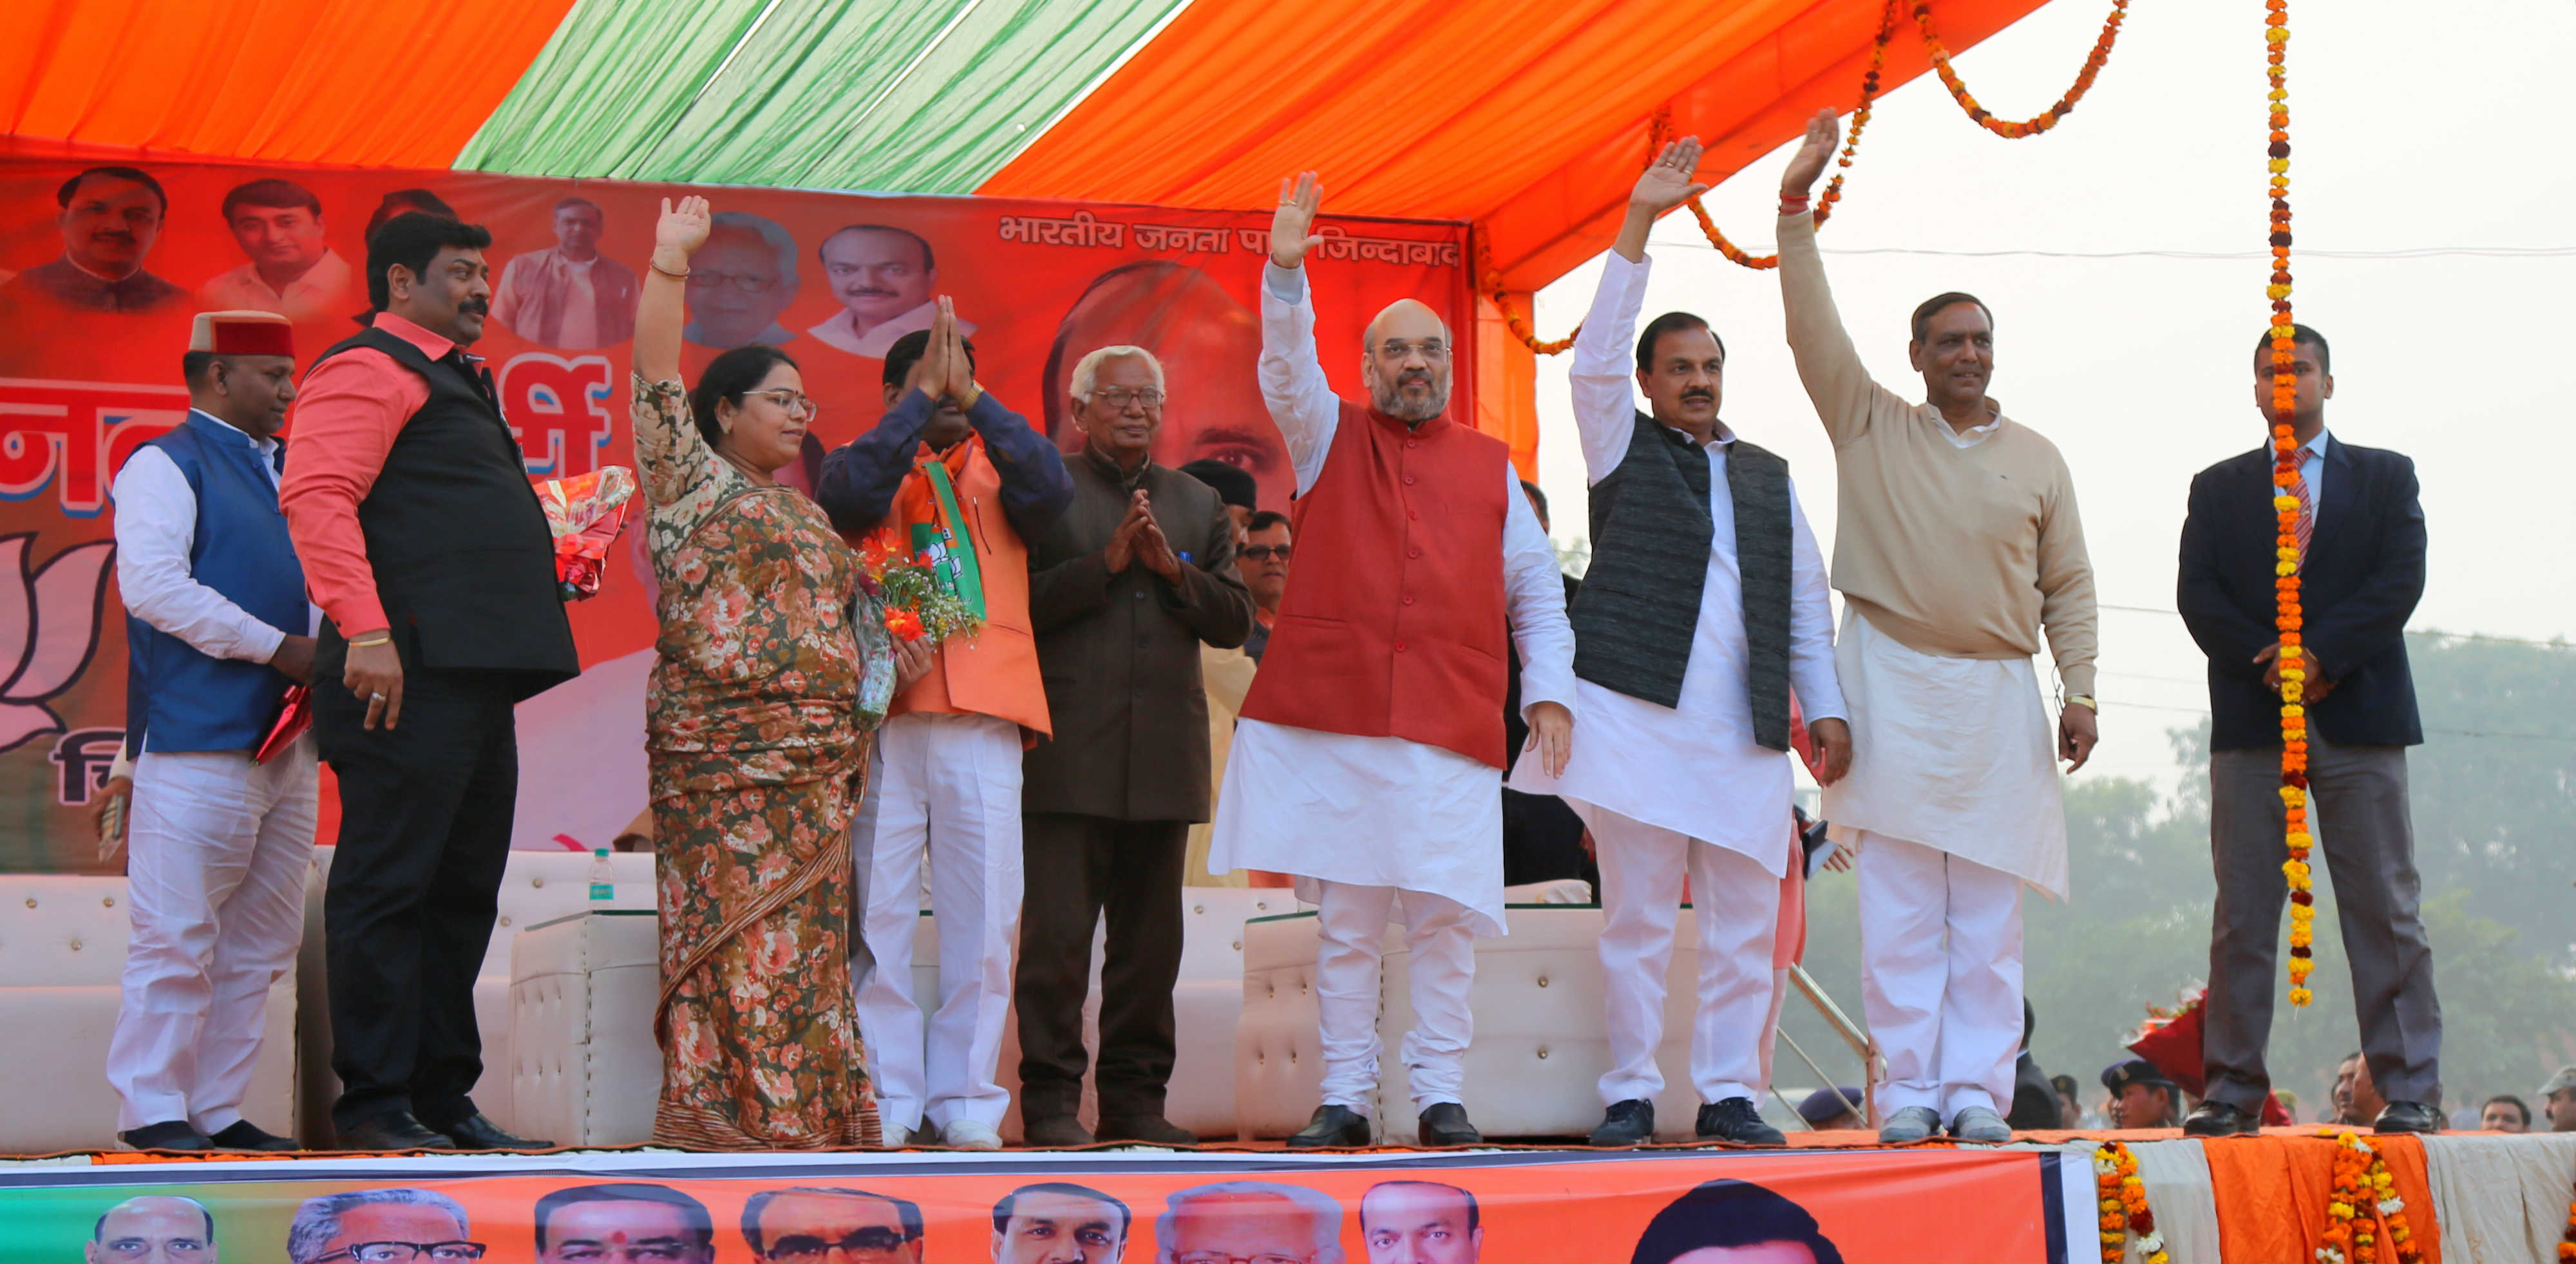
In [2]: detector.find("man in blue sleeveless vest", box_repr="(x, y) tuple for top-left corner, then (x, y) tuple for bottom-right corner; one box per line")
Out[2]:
(1508, 139), (1852, 1147)
(281, 212), (580, 1151)
(106, 310), (318, 1151)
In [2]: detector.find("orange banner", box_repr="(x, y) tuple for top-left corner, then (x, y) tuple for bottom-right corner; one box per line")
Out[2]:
(0, 150), (1473, 871)
(1, 1146), (2081, 1262)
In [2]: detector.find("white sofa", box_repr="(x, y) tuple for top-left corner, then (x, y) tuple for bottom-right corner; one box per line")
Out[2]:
(1239, 894), (1721, 1142)
(501, 885), (1296, 1146)
(297, 847), (658, 1145)
(0, 874), (296, 1155)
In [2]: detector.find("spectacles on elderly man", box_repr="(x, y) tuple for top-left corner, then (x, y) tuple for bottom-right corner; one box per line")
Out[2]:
(1088, 387), (1165, 410)
(312, 1244), (488, 1263)
(765, 1227), (913, 1261)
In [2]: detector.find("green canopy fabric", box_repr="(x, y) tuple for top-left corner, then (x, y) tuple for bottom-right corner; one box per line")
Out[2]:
(458, 0), (1188, 193)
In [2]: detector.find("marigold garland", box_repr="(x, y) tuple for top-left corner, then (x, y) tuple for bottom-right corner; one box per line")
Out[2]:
(1915, 0), (2130, 138)
(2263, 0), (2318, 1008)
(2559, 1172), (2576, 1262)
(2093, 1141), (2169, 1264)
(1683, 0), (1901, 270)
(2318, 1129), (2424, 1264)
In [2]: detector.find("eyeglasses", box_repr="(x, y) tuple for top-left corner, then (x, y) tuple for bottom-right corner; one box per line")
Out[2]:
(1239, 544), (1293, 562)
(687, 270), (780, 294)
(1173, 1252), (1311, 1264)
(100, 1240), (212, 1262)
(1088, 388), (1165, 410)
(765, 1227), (913, 1261)
(314, 1244), (487, 1263)
(1376, 339), (1448, 361)
(741, 389), (819, 420)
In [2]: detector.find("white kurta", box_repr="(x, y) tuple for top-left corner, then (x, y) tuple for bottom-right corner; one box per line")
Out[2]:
(1823, 608), (2069, 898)
(1504, 252), (1843, 876)
(1206, 264), (1576, 939)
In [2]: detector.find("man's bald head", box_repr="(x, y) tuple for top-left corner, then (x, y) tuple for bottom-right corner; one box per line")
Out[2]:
(1361, 299), (1452, 424)
(91, 1196), (216, 1263)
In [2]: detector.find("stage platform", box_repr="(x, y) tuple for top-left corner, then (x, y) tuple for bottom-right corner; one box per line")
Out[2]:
(8, 1130), (2571, 1263)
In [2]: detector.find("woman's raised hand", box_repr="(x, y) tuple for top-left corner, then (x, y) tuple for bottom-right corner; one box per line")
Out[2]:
(656, 196), (713, 259)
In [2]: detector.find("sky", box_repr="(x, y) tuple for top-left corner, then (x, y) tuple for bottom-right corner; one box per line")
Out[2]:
(1522, 0), (2576, 789)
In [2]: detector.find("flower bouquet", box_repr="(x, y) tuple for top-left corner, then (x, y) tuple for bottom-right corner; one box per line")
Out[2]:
(857, 530), (980, 644)
(533, 466), (638, 601)
(2125, 984), (2291, 1126)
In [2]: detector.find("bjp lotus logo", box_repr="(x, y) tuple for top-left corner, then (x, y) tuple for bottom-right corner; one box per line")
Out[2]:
(0, 533), (116, 755)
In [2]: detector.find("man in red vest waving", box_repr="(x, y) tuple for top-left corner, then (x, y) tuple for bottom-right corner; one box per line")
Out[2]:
(1211, 173), (1577, 1149)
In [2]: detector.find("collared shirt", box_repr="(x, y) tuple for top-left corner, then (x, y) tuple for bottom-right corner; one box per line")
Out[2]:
(276, 312), (457, 637)
(1080, 442), (1153, 494)
(808, 301), (971, 357)
(1507, 250), (1844, 867)
(197, 249), (353, 321)
(2290, 428), (2331, 513)
(7, 257), (185, 314)
(112, 409), (307, 677)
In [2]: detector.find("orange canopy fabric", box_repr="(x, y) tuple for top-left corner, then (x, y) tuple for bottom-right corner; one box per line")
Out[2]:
(2, 0), (575, 168)
(980, 0), (2048, 292)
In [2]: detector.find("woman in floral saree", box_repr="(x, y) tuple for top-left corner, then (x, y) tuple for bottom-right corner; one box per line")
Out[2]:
(630, 196), (929, 1149)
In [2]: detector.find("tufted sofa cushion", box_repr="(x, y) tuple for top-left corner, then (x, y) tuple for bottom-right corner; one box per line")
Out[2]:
(507, 910), (661, 1147)
(296, 847), (657, 1144)
(1, 874), (296, 1155)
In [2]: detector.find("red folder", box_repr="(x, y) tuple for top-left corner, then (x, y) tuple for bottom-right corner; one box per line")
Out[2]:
(252, 685), (311, 766)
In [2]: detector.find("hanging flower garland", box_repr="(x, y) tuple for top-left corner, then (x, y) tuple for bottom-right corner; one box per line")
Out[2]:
(2557, 1177), (2575, 1262)
(1685, 0), (1900, 270)
(2261, 0), (2318, 1008)
(1915, 0), (2131, 138)
(2093, 1141), (2169, 1264)
(2318, 1130), (2424, 1264)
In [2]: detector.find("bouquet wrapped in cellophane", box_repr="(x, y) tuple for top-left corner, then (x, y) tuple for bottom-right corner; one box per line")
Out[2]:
(533, 466), (638, 601)
(857, 529), (980, 644)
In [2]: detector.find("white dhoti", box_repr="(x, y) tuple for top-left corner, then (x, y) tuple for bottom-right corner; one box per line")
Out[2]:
(1824, 609), (2065, 1117)
(1211, 719), (1508, 1113)
(106, 741), (319, 1133)
(851, 711), (1025, 1135)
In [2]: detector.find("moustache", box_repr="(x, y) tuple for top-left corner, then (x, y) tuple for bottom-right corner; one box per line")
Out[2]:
(846, 287), (898, 299)
(459, 299), (490, 316)
(1681, 390), (1714, 402)
(1398, 370), (1435, 386)
(91, 231), (137, 243)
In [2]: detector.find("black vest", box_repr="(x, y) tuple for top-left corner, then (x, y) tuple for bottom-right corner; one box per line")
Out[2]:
(1570, 411), (1794, 750)
(307, 326), (578, 698)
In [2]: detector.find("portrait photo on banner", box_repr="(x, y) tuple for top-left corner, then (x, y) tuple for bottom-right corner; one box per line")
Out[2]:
(0, 155), (1473, 874)
(0, 1147), (2066, 1262)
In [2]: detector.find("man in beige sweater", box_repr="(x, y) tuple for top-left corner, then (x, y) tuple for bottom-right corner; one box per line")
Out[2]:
(1776, 108), (2100, 1144)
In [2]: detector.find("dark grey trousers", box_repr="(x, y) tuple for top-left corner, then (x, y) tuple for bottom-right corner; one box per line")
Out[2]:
(2203, 739), (2442, 1112)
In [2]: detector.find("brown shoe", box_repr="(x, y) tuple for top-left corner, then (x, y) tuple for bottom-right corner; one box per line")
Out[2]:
(1097, 1114), (1197, 1146)
(1021, 1115), (1097, 1147)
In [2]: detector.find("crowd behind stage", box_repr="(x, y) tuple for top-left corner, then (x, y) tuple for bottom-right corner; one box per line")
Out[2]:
(69, 115), (2561, 1158)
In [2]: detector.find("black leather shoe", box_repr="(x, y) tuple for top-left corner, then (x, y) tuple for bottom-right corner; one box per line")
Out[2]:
(2183, 1100), (2260, 1138)
(1417, 1102), (1482, 1146)
(1696, 1097), (1787, 1146)
(435, 1113), (551, 1151)
(1097, 1114), (1198, 1146)
(1589, 1099), (1656, 1146)
(337, 1111), (457, 1152)
(119, 1121), (214, 1152)
(2372, 1100), (2443, 1135)
(1287, 1105), (1371, 1148)
(207, 1120), (299, 1152)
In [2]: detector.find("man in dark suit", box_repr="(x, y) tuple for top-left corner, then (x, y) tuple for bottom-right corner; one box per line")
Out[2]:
(1018, 344), (1255, 1146)
(2176, 323), (2438, 1136)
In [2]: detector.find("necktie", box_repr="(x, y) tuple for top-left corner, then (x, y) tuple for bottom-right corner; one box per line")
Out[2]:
(2290, 448), (2316, 560)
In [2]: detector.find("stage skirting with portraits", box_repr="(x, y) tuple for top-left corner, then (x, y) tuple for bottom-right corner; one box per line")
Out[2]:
(0, 146), (1475, 874)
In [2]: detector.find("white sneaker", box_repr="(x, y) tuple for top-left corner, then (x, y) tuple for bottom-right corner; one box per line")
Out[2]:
(940, 1119), (1003, 1151)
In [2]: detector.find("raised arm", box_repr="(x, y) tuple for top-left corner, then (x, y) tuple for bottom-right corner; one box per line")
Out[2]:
(630, 197), (718, 507)
(1572, 138), (1713, 484)
(1259, 172), (1344, 495)
(1776, 109), (1883, 446)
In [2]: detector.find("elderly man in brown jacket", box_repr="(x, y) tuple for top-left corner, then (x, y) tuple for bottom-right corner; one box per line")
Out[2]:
(1018, 343), (1256, 1146)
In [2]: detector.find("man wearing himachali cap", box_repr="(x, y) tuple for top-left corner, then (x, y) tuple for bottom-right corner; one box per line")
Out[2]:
(104, 310), (317, 1151)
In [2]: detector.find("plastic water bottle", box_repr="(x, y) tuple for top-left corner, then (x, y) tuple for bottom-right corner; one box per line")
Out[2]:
(587, 846), (615, 908)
